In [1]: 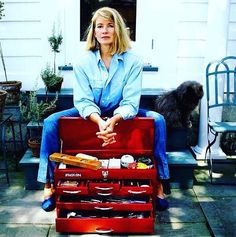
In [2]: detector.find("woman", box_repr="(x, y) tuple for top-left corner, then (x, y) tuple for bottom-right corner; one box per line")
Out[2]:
(37, 7), (170, 212)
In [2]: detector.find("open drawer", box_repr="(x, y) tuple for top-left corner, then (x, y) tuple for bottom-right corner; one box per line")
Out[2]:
(56, 210), (154, 233)
(57, 195), (153, 211)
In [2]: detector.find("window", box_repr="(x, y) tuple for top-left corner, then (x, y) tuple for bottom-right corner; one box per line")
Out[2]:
(80, 0), (137, 41)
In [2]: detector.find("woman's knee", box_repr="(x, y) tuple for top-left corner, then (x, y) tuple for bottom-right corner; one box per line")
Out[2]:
(148, 111), (165, 123)
(44, 114), (57, 125)
(43, 113), (60, 133)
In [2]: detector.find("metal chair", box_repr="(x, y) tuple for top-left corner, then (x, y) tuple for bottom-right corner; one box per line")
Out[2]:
(205, 56), (236, 183)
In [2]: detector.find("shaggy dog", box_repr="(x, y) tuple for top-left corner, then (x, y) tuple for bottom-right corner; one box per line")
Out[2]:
(154, 81), (204, 128)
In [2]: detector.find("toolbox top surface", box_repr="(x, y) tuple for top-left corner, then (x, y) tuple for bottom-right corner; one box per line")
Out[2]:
(59, 117), (154, 157)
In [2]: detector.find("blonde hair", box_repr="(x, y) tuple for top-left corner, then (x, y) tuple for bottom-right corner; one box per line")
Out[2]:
(85, 7), (131, 54)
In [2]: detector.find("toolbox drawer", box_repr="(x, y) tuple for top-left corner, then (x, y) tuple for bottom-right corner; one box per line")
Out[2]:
(57, 202), (153, 211)
(57, 195), (153, 211)
(88, 180), (121, 192)
(56, 210), (154, 234)
(56, 178), (153, 196)
(56, 180), (88, 195)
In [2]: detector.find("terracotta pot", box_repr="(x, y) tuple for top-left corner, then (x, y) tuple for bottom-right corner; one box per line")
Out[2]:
(0, 80), (22, 105)
(28, 137), (41, 158)
(47, 77), (63, 93)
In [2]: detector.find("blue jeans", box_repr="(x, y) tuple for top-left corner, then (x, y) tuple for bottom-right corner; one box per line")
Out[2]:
(37, 107), (169, 183)
(138, 109), (169, 180)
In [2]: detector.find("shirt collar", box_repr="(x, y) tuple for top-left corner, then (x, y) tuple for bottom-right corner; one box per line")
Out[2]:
(95, 50), (124, 65)
(95, 50), (102, 65)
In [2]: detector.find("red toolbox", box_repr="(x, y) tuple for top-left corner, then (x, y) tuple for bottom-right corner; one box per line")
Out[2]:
(54, 117), (159, 234)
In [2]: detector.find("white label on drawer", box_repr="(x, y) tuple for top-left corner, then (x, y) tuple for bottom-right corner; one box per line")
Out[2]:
(64, 173), (82, 177)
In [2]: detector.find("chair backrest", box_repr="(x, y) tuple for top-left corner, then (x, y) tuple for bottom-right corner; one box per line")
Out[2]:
(206, 56), (236, 120)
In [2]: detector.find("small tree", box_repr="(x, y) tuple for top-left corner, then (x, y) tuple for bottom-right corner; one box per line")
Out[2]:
(40, 24), (63, 92)
(48, 24), (63, 74)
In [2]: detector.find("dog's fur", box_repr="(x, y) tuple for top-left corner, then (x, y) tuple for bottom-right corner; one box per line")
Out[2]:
(154, 81), (204, 128)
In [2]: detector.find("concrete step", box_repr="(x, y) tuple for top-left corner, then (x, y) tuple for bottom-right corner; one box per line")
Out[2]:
(167, 149), (197, 189)
(20, 148), (197, 190)
(19, 149), (43, 190)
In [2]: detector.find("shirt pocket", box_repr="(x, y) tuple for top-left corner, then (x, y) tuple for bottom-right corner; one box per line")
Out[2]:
(90, 79), (104, 89)
(90, 79), (104, 104)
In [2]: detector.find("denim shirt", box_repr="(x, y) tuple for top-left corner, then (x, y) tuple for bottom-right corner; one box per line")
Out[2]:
(73, 50), (143, 120)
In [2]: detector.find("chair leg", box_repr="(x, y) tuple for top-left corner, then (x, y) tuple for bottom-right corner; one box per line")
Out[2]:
(205, 131), (218, 184)
(19, 122), (25, 150)
(209, 146), (213, 184)
(2, 123), (9, 185)
(9, 120), (18, 169)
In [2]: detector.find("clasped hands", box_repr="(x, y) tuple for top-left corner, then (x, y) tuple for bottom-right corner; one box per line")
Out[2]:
(96, 117), (118, 147)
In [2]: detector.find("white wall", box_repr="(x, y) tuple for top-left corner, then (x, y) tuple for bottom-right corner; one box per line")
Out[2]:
(176, 0), (208, 85)
(0, 0), (42, 90)
(0, 0), (235, 90)
(228, 0), (236, 55)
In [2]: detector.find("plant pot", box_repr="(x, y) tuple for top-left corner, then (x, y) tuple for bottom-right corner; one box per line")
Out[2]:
(28, 137), (41, 158)
(0, 80), (22, 105)
(47, 77), (63, 93)
(0, 89), (7, 114)
(221, 133), (236, 156)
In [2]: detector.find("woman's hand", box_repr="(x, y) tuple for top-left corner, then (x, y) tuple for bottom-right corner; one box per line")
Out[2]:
(96, 114), (122, 147)
(89, 113), (122, 147)
(96, 118), (117, 147)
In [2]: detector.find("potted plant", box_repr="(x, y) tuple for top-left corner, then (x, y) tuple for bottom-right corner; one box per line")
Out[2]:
(41, 64), (63, 93)
(41, 25), (63, 93)
(220, 105), (236, 156)
(0, 1), (22, 105)
(20, 90), (58, 157)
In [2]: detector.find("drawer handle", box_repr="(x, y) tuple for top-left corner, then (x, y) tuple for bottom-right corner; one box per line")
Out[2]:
(97, 192), (112, 196)
(95, 186), (114, 191)
(62, 190), (82, 194)
(94, 206), (113, 210)
(128, 190), (146, 194)
(95, 228), (114, 233)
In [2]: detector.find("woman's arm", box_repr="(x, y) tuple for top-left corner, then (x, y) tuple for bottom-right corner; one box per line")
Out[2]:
(113, 57), (143, 120)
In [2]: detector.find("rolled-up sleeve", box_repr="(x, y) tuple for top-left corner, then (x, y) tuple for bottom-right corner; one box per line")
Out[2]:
(113, 58), (143, 120)
(73, 63), (101, 119)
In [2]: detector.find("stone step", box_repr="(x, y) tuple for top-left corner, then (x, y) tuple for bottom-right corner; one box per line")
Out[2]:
(19, 148), (197, 190)
(19, 149), (43, 190)
(167, 149), (197, 189)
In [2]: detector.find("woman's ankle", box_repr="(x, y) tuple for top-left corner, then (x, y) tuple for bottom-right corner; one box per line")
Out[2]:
(157, 183), (165, 199)
(44, 183), (51, 189)
(161, 179), (171, 195)
(43, 183), (55, 199)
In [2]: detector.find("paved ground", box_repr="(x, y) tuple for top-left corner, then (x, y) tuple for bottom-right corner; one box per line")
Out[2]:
(0, 168), (235, 237)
